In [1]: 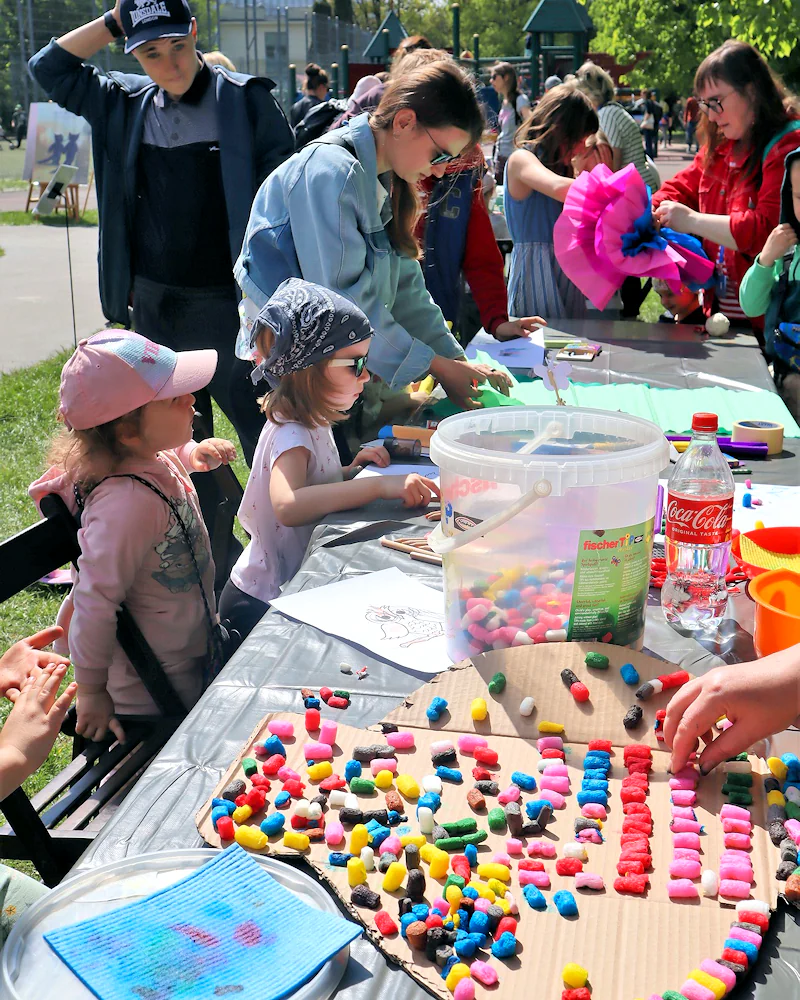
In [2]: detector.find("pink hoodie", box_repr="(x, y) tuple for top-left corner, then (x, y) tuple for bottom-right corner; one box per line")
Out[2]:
(29, 441), (215, 716)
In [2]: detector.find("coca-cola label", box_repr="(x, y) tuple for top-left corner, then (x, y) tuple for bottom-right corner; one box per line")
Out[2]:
(666, 493), (733, 545)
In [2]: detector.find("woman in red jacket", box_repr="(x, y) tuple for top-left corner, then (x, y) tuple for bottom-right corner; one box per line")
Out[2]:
(652, 41), (800, 337)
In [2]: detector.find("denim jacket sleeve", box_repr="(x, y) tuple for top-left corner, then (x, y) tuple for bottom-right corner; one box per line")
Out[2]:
(285, 150), (441, 388)
(392, 255), (465, 362)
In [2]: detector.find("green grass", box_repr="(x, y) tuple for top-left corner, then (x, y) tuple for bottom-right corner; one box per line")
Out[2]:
(0, 352), (244, 877)
(0, 146), (26, 186)
(0, 209), (98, 227)
(638, 286), (664, 324)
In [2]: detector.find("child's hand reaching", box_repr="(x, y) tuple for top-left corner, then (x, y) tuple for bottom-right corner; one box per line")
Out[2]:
(0, 663), (77, 797)
(190, 438), (237, 472)
(75, 685), (126, 743)
(0, 625), (70, 702)
(759, 223), (798, 268)
(381, 474), (440, 508)
(349, 445), (390, 471)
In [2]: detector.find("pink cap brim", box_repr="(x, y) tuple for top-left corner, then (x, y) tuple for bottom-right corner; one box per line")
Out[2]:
(154, 348), (218, 400)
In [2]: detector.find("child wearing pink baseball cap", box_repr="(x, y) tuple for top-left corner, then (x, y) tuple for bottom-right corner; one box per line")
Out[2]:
(29, 331), (236, 742)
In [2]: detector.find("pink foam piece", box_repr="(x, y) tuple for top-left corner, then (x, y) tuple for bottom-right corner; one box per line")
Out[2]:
(574, 872), (604, 890)
(458, 734), (488, 754)
(669, 859), (702, 879)
(492, 852), (513, 868)
(381, 835), (402, 857)
(527, 841), (556, 858)
(720, 879), (752, 899)
(720, 863), (754, 882)
(721, 804), (752, 822)
(581, 803), (607, 820)
(473, 897), (491, 913)
(540, 776), (570, 795)
(669, 777), (699, 791)
(673, 832), (701, 850)
(671, 818), (703, 834)
(278, 766), (301, 782)
(722, 849), (752, 860)
(724, 832), (752, 850)
(786, 818), (800, 845)
(454, 979), (475, 1000)
(542, 763), (569, 776)
(468, 624), (491, 642)
(673, 766), (699, 781)
(537, 736), (564, 752)
(432, 897), (449, 916)
(430, 740), (454, 754)
(671, 806), (697, 820)
(729, 925), (762, 948)
(324, 821), (344, 846)
(667, 879), (699, 899)
(723, 818), (752, 835)
(673, 848), (701, 861)
(671, 789), (697, 806)
(303, 742), (333, 760)
(464, 604), (489, 622)
(539, 789), (566, 809)
(470, 961), (498, 986)
(519, 869), (551, 888)
(506, 838), (524, 855)
(578, 829), (603, 844)
(700, 958), (737, 991)
(386, 731), (415, 749)
(370, 758), (398, 776)
(466, 598), (492, 609)
(680, 979), (715, 1000)
(498, 786), (521, 805)
(267, 720), (295, 738)
(318, 720), (337, 745)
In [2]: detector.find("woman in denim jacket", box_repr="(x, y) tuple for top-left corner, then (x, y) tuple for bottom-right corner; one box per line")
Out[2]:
(235, 62), (512, 411)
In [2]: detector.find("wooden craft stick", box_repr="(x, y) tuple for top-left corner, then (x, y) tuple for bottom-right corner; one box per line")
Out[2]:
(381, 538), (419, 554)
(410, 551), (442, 565)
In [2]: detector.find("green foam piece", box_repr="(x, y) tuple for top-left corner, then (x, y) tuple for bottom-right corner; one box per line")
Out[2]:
(440, 818), (478, 836)
(488, 672), (506, 695)
(435, 831), (488, 851)
(242, 757), (258, 777)
(726, 772), (753, 787)
(487, 807), (507, 832)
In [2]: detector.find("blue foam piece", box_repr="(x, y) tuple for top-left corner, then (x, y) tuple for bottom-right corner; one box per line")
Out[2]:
(436, 766), (463, 783)
(577, 790), (608, 807)
(260, 813), (286, 837)
(525, 799), (550, 820)
(522, 884), (546, 910)
(464, 844), (478, 867)
(211, 798), (236, 814)
(411, 903), (430, 920)
(417, 792), (441, 814)
(400, 913), (417, 938)
(44, 845), (362, 1000)
(426, 697), (448, 721)
(441, 955), (459, 979)
(274, 790), (291, 808)
(724, 937), (758, 964)
(263, 734), (286, 758)
(212, 806), (231, 830)
(583, 769), (610, 782)
(511, 771), (537, 791)
(553, 890), (578, 916)
(303, 697), (321, 710)
(581, 779), (609, 792)
(456, 933), (483, 958)
(492, 931), (517, 959)
(327, 852), (353, 867)
(620, 663), (640, 686)
(468, 911), (490, 936)
(344, 760), (362, 781)
(387, 810), (402, 826)
(462, 886), (479, 900)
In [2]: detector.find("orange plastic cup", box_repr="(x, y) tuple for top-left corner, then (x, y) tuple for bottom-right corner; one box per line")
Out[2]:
(749, 569), (800, 657)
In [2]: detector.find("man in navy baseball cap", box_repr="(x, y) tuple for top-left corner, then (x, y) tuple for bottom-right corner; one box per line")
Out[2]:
(120, 0), (193, 55)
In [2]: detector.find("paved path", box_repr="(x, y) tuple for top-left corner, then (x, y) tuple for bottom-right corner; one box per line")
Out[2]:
(0, 223), (106, 372)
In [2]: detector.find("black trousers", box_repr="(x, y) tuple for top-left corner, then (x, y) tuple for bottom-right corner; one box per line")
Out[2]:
(218, 579), (270, 643)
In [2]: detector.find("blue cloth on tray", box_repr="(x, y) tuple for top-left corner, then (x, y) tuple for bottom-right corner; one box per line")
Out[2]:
(45, 844), (362, 1000)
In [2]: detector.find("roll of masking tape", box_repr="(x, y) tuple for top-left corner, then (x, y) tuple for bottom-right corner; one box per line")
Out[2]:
(731, 420), (784, 455)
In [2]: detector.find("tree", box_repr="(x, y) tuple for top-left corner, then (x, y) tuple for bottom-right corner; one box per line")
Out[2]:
(334, 0), (355, 23)
(590, 0), (800, 96)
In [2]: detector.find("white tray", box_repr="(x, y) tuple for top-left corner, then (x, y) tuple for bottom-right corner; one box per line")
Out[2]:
(1, 849), (351, 1000)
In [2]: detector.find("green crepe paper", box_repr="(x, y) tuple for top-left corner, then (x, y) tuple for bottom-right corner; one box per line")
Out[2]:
(430, 353), (800, 438)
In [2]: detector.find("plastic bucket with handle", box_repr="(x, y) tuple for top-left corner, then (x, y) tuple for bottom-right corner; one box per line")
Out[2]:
(429, 406), (668, 661)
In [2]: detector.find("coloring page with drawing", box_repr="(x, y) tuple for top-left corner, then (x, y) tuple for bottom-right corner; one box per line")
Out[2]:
(269, 567), (451, 674)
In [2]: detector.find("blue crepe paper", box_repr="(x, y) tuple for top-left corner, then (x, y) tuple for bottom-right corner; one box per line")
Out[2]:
(45, 845), (362, 1000)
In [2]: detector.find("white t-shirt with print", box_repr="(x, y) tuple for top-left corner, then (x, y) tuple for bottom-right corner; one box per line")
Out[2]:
(231, 417), (343, 603)
(496, 93), (531, 159)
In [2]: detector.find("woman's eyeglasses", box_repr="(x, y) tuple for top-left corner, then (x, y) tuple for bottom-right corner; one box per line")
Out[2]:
(697, 94), (727, 115)
(422, 125), (458, 165)
(328, 356), (368, 376)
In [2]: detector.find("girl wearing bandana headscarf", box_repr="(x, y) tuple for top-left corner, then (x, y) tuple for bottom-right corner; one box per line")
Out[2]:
(218, 279), (440, 640)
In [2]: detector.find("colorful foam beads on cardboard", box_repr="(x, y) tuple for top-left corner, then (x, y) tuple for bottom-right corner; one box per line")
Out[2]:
(553, 890), (578, 916)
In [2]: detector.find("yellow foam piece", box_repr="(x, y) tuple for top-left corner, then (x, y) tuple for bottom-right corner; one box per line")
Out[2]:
(688, 969), (726, 999)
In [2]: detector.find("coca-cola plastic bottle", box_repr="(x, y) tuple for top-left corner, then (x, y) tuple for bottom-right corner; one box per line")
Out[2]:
(662, 412), (735, 631)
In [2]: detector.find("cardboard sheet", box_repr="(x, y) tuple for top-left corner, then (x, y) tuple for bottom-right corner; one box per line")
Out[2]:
(197, 643), (779, 1000)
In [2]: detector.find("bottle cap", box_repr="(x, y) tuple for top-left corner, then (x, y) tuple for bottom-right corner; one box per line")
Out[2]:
(692, 412), (718, 433)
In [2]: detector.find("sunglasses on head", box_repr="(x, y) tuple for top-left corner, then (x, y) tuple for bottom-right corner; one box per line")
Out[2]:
(328, 355), (368, 376)
(422, 125), (458, 165)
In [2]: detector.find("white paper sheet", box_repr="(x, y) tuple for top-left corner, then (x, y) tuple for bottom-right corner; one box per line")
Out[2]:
(465, 328), (545, 369)
(355, 462), (439, 481)
(269, 567), (451, 674)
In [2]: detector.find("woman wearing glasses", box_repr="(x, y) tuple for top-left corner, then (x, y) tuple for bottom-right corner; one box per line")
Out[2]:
(652, 41), (800, 337)
(235, 62), (511, 418)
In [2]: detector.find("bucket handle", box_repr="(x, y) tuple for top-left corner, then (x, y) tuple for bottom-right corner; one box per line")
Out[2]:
(428, 418), (562, 556)
(428, 477), (553, 555)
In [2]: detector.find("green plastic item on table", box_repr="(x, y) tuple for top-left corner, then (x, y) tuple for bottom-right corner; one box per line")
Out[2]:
(440, 818), (478, 836)
(487, 807), (507, 831)
(435, 831), (489, 850)
(725, 771), (753, 787)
